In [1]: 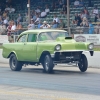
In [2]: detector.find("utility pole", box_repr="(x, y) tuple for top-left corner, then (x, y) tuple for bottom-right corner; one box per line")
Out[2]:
(27, 0), (31, 24)
(67, 0), (70, 34)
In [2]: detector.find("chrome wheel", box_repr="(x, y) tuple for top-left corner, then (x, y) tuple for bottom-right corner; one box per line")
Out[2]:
(44, 56), (50, 71)
(11, 57), (16, 69)
(43, 54), (54, 73)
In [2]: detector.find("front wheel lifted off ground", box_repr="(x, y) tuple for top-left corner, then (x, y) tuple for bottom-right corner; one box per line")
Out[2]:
(78, 54), (88, 72)
(42, 54), (54, 73)
(9, 54), (22, 71)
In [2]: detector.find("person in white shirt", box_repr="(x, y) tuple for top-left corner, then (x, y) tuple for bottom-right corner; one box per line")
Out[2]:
(93, 6), (99, 15)
(40, 21), (51, 29)
(11, 21), (16, 39)
(74, 0), (80, 8)
(3, 18), (8, 24)
(5, 5), (10, 12)
(28, 20), (35, 30)
(53, 15), (59, 24)
(41, 10), (47, 18)
(45, 6), (50, 13)
(35, 7), (41, 14)
(9, 6), (15, 13)
(11, 22), (16, 31)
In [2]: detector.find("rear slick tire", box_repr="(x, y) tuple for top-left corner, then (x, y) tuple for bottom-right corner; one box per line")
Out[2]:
(9, 54), (22, 71)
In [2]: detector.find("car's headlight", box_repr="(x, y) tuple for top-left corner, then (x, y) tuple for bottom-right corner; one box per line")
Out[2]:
(55, 44), (61, 51)
(88, 43), (94, 50)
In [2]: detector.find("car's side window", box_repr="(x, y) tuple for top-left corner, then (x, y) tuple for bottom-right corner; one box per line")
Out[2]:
(17, 34), (27, 42)
(27, 34), (37, 42)
(38, 32), (52, 41)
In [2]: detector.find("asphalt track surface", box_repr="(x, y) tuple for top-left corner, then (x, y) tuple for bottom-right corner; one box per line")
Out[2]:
(0, 64), (100, 100)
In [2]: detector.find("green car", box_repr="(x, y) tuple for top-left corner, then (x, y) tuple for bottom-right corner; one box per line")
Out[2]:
(2, 29), (94, 73)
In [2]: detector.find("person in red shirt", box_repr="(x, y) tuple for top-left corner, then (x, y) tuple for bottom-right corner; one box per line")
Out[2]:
(7, 21), (13, 42)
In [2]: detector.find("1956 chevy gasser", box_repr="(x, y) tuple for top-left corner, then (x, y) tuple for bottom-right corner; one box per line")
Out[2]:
(2, 29), (94, 73)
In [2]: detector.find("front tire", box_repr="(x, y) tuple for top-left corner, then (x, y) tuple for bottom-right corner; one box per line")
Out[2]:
(42, 54), (54, 73)
(9, 54), (22, 71)
(78, 54), (88, 72)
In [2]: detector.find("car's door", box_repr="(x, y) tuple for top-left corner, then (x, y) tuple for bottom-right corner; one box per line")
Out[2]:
(22, 33), (37, 62)
(15, 34), (27, 61)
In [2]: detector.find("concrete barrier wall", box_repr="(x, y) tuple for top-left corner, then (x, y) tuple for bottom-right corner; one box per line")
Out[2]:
(0, 49), (100, 68)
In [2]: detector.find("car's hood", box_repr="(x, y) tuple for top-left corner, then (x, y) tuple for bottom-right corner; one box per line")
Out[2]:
(42, 37), (89, 51)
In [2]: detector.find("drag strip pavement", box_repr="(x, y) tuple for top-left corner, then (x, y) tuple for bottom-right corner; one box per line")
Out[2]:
(0, 65), (100, 100)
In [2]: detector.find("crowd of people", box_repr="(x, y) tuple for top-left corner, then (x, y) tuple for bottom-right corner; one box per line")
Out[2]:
(0, 0), (100, 42)
(72, 0), (100, 34)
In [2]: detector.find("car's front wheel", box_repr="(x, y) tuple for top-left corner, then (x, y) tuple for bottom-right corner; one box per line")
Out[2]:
(42, 54), (54, 73)
(9, 54), (22, 71)
(78, 54), (88, 72)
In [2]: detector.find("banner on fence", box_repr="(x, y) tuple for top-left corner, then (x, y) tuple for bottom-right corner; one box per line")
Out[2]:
(0, 35), (9, 43)
(74, 34), (100, 45)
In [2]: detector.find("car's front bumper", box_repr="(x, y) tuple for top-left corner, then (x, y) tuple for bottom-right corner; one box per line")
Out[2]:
(50, 50), (94, 58)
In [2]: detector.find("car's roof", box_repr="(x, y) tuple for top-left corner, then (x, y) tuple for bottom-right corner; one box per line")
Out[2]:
(21, 29), (67, 35)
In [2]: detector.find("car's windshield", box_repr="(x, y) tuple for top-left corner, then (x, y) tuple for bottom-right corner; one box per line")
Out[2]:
(38, 31), (69, 41)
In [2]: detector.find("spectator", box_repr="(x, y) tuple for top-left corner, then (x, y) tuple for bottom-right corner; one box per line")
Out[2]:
(0, 23), (7, 35)
(17, 14), (22, 23)
(33, 12), (37, 21)
(35, 15), (40, 23)
(59, 19), (65, 29)
(45, 6), (50, 14)
(9, 6), (15, 13)
(83, 7), (89, 16)
(53, 15), (59, 24)
(11, 21), (16, 34)
(52, 20), (58, 29)
(73, 13), (82, 26)
(25, 13), (29, 22)
(15, 21), (23, 35)
(28, 20), (35, 30)
(5, 5), (10, 12)
(74, 0), (80, 8)
(37, 21), (42, 29)
(80, 11), (87, 19)
(3, 17), (8, 26)
(94, 24), (100, 34)
(92, 6), (99, 16)
(94, 14), (99, 22)
(35, 7), (41, 14)
(40, 21), (51, 29)
(2, 11), (8, 18)
(40, 9), (47, 18)
(7, 21), (12, 42)
(89, 20), (94, 34)
(79, 0), (84, 7)
(80, 17), (89, 34)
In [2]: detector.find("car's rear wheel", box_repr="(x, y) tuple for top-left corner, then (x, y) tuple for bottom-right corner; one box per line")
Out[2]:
(42, 54), (54, 73)
(9, 54), (22, 71)
(78, 54), (88, 72)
